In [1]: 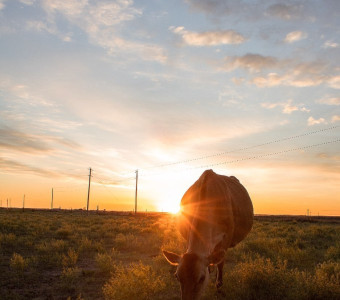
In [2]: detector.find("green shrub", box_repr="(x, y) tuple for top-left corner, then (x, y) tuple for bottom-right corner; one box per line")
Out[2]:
(103, 262), (165, 300)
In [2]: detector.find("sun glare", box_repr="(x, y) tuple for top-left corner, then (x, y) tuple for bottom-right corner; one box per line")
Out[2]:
(158, 199), (181, 214)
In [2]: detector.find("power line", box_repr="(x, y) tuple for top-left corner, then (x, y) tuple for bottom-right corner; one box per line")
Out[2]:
(190, 138), (340, 170)
(139, 125), (339, 171)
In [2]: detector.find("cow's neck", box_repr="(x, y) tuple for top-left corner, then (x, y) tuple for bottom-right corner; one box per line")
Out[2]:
(187, 215), (221, 256)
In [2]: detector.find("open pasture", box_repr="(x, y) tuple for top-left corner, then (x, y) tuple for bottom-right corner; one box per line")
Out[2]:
(0, 209), (339, 300)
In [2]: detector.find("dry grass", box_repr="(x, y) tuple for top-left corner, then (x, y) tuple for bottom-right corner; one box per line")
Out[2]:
(0, 209), (339, 299)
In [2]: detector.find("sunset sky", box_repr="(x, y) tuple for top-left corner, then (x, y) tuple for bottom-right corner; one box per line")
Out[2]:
(0, 0), (339, 215)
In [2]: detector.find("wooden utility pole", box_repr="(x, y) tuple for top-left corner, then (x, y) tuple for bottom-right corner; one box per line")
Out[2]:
(22, 194), (25, 211)
(135, 169), (138, 214)
(51, 188), (54, 209)
(86, 168), (92, 212)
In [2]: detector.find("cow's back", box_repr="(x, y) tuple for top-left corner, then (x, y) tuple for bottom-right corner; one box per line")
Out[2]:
(179, 170), (253, 250)
(221, 175), (253, 247)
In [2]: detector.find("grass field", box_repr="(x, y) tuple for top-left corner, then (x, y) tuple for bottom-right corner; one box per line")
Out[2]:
(0, 208), (339, 300)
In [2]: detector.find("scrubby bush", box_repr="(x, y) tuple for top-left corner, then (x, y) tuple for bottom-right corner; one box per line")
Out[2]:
(56, 226), (72, 239)
(10, 253), (28, 272)
(61, 267), (81, 287)
(95, 252), (115, 274)
(222, 256), (340, 300)
(62, 248), (78, 268)
(103, 262), (166, 300)
(1, 210), (339, 299)
(325, 243), (340, 261)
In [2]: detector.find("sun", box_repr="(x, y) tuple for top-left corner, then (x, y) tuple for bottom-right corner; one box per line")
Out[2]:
(157, 199), (181, 214)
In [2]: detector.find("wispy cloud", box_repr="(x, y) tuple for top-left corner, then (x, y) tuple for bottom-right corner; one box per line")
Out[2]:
(219, 54), (333, 89)
(0, 78), (55, 108)
(33, 0), (167, 63)
(0, 125), (81, 154)
(317, 96), (340, 106)
(308, 116), (327, 126)
(20, 0), (35, 5)
(222, 54), (278, 72)
(170, 26), (245, 46)
(0, 126), (52, 153)
(0, 157), (59, 177)
(251, 61), (330, 88)
(26, 20), (72, 42)
(284, 31), (307, 43)
(0, 0), (6, 10)
(328, 76), (340, 89)
(331, 115), (340, 123)
(266, 3), (302, 20)
(184, 0), (238, 16)
(323, 40), (339, 49)
(261, 99), (309, 114)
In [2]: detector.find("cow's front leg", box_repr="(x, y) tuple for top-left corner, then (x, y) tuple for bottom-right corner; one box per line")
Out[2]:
(216, 260), (224, 289)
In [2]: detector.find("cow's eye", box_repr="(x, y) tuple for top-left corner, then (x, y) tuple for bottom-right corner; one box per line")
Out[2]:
(199, 275), (205, 284)
(175, 273), (179, 281)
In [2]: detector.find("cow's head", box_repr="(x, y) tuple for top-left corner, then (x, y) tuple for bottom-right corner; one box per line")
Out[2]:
(163, 249), (224, 300)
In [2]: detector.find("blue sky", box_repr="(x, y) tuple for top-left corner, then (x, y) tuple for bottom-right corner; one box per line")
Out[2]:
(0, 0), (339, 214)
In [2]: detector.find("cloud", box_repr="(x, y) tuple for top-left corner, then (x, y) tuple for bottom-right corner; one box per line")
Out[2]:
(251, 60), (329, 88)
(20, 0), (36, 5)
(0, 126), (52, 153)
(266, 3), (302, 20)
(317, 152), (340, 159)
(308, 116), (327, 126)
(41, 0), (88, 17)
(261, 99), (309, 114)
(328, 76), (340, 89)
(0, 157), (58, 177)
(317, 96), (340, 106)
(26, 20), (72, 42)
(0, 77), (56, 107)
(323, 40), (339, 49)
(87, 1), (141, 26)
(38, 0), (166, 63)
(0, 125), (81, 154)
(331, 115), (340, 123)
(91, 34), (167, 63)
(222, 54), (278, 72)
(0, 0), (6, 10)
(184, 0), (237, 16)
(170, 26), (245, 46)
(284, 31), (307, 43)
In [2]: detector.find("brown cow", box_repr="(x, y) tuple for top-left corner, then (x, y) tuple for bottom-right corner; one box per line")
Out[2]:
(163, 169), (253, 300)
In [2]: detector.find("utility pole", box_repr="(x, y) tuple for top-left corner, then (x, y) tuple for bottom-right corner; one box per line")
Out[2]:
(22, 194), (25, 211)
(51, 188), (54, 209)
(135, 169), (138, 214)
(87, 168), (92, 212)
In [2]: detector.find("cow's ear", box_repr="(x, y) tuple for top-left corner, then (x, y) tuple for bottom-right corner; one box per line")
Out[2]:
(163, 250), (181, 265)
(208, 249), (225, 265)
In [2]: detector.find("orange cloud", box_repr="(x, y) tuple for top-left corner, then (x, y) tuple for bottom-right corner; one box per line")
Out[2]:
(171, 26), (245, 46)
(284, 31), (307, 43)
